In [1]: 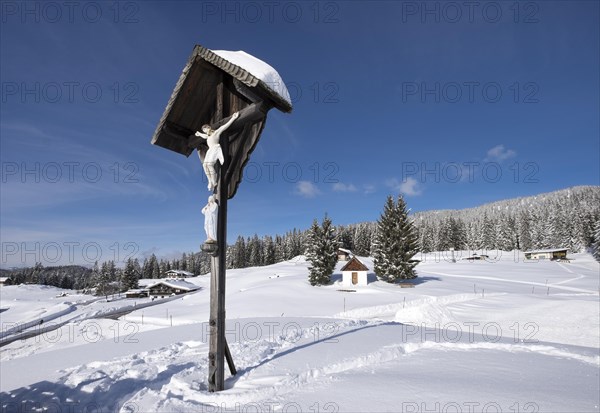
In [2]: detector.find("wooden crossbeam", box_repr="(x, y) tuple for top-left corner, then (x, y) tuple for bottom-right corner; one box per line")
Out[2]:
(187, 101), (268, 149)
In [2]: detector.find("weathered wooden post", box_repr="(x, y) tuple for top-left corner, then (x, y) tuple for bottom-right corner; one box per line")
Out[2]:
(150, 44), (292, 392)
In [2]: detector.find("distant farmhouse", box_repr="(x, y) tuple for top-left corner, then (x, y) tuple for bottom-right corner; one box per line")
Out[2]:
(0, 277), (13, 286)
(524, 248), (568, 261)
(462, 253), (490, 261)
(125, 289), (149, 298)
(337, 248), (353, 261)
(341, 257), (369, 287)
(165, 269), (195, 278)
(147, 279), (200, 298)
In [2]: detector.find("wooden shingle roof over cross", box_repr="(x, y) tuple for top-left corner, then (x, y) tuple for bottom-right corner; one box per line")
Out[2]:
(151, 44), (292, 199)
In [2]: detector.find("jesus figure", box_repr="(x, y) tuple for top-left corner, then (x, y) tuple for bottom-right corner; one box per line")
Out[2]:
(195, 112), (239, 191)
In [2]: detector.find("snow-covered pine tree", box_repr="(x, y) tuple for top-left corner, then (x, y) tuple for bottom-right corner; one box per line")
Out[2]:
(263, 235), (276, 265)
(420, 221), (435, 253)
(495, 214), (514, 251)
(133, 258), (142, 279)
(144, 254), (160, 279)
(436, 217), (452, 251)
(373, 196), (395, 280)
(481, 213), (496, 250)
(373, 195), (419, 282)
(274, 235), (285, 262)
(283, 231), (295, 260)
(465, 221), (479, 250)
(291, 228), (305, 258)
(305, 216), (338, 286)
(141, 258), (151, 279)
(516, 211), (532, 251)
(337, 225), (353, 250)
(231, 236), (247, 268)
(305, 219), (322, 285)
(123, 257), (139, 290)
(321, 215), (339, 277)
(592, 219), (600, 262)
(158, 260), (169, 277)
(180, 253), (187, 271)
(450, 217), (467, 250)
(90, 261), (100, 293)
(353, 223), (372, 256)
(97, 261), (110, 297)
(248, 234), (263, 267)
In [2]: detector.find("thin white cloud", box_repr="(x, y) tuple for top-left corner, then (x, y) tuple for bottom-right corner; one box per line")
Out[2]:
(485, 145), (516, 162)
(295, 181), (320, 198)
(386, 177), (423, 196)
(363, 184), (376, 194)
(332, 182), (358, 193)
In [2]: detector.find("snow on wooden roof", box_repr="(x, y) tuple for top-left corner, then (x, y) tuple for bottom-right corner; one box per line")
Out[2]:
(338, 248), (352, 254)
(210, 49), (291, 107)
(147, 279), (199, 291)
(524, 248), (568, 254)
(341, 257), (369, 272)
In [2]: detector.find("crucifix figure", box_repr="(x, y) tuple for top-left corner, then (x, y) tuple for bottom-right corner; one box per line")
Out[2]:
(195, 111), (239, 191)
(202, 194), (218, 242)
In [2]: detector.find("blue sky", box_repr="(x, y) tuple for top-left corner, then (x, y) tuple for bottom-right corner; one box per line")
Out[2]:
(1, 1), (598, 267)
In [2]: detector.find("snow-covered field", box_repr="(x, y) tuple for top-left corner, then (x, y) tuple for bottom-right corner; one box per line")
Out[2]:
(1, 252), (599, 412)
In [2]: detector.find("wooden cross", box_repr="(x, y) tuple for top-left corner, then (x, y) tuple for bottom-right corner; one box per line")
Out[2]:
(150, 44), (291, 393)
(194, 101), (271, 392)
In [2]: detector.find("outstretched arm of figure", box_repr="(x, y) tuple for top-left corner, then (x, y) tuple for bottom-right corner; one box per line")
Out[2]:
(214, 111), (239, 135)
(188, 131), (210, 149)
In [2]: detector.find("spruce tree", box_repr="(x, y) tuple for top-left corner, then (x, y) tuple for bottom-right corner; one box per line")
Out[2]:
(305, 215), (338, 286)
(159, 260), (168, 277)
(373, 195), (419, 282)
(98, 262), (110, 297)
(90, 261), (100, 293)
(232, 236), (247, 268)
(274, 235), (285, 262)
(353, 224), (370, 256)
(321, 215), (339, 276)
(419, 222), (434, 253)
(592, 219), (600, 262)
(373, 196), (396, 279)
(263, 235), (276, 265)
(305, 219), (322, 285)
(141, 258), (150, 279)
(180, 253), (188, 271)
(133, 258), (142, 278)
(150, 254), (160, 278)
(123, 258), (139, 290)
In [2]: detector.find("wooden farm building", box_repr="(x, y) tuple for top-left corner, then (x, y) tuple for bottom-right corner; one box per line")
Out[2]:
(147, 279), (200, 298)
(341, 257), (369, 287)
(125, 289), (149, 298)
(337, 248), (353, 261)
(524, 248), (568, 260)
(462, 254), (490, 261)
(165, 269), (195, 278)
(0, 277), (13, 286)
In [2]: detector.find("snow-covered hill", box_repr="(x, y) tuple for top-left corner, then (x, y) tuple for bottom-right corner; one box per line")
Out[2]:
(1, 253), (599, 412)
